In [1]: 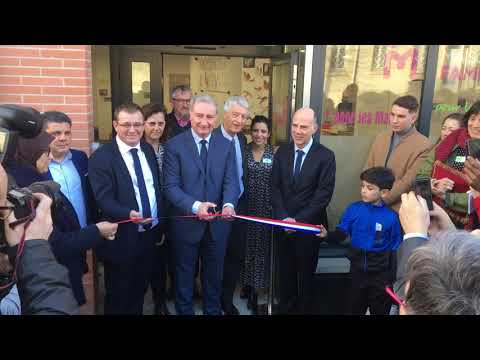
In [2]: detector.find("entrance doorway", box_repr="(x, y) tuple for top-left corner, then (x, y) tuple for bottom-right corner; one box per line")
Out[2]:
(108, 45), (303, 146)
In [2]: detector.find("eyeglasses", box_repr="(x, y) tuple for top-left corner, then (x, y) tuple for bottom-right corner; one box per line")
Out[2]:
(385, 286), (406, 307)
(172, 98), (191, 104)
(117, 123), (144, 129)
(231, 112), (249, 120)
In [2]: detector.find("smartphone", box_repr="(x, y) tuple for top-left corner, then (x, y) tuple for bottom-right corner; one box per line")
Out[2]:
(467, 139), (480, 159)
(413, 176), (434, 211)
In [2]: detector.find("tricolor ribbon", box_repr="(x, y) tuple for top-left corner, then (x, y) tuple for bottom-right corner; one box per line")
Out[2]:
(115, 214), (321, 234)
(232, 215), (321, 234)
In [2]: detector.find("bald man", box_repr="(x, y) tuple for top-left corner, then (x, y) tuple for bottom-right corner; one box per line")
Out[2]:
(272, 108), (336, 314)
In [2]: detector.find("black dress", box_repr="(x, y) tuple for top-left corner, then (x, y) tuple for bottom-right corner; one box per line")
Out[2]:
(240, 143), (274, 290)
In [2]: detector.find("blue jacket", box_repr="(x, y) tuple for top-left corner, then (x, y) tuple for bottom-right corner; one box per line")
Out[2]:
(6, 158), (103, 305)
(337, 201), (402, 272)
(163, 129), (239, 245)
(88, 139), (165, 264)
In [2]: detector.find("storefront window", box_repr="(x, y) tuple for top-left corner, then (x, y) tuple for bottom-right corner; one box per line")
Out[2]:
(320, 45), (428, 226)
(430, 45), (480, 142)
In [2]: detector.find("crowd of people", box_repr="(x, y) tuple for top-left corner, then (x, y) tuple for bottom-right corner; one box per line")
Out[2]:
(3, 85), (480, 316)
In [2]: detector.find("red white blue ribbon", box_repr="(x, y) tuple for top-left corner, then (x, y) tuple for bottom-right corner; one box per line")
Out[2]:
(233, 215), (321, 234)
(116, 215), (322, 234)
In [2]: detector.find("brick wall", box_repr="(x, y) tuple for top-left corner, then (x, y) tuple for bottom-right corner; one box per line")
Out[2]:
(0, 45), (94, 154)
(0, 45), (96, 314)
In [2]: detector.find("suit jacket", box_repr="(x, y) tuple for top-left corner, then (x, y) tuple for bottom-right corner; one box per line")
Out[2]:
(272, 140), (336, 226)
(394, 236), (428, 298)
(213, 127), (248, 205)
(17, 240), (79, 315)
(166, 111), (191, 139)
(88, 139), (165, 264)
(5, 163), (102, 305)
(365, 128), (432, 212)
(163, 129), (239, 245)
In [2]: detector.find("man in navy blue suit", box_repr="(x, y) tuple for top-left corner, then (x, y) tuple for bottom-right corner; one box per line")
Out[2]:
(88, 103), (165, 314)
(163, 94), (239, 315)
(43, 111), (118, 307)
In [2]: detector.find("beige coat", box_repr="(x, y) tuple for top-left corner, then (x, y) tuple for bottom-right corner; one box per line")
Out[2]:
(364, 128), (433, 212)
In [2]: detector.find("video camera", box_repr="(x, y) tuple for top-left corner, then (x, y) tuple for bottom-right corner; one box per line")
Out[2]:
(0, 105), (62, 254)
(0, 104), (44, 164)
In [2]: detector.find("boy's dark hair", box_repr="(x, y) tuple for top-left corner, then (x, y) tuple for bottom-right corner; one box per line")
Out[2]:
(392, 95), (419, 113)
(360, 167), (395, 190)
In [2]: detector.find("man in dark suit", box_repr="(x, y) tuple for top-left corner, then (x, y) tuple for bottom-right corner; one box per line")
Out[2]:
(163, 94), (239, 315)
(272, 107), (336, 314)
(216, 96), (249, 315)
(43, 111), (118, 307)
(166, 85), (192, 139)
(88, 103), (165, 314)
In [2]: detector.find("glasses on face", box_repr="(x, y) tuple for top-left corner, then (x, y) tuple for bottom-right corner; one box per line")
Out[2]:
(117, 122), (144, 129)
(385, 286), (405, 307)
(231, 112), (249, 121)
(173, 98), (191, 104)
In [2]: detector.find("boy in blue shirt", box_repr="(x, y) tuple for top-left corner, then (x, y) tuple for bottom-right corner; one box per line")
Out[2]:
(318, 166), (401, 315)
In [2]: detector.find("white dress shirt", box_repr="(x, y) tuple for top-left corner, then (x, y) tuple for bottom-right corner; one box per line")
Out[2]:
(191, 129), (234, 214)
(116, 136), (158, 231)
(293, 136), (314, 176)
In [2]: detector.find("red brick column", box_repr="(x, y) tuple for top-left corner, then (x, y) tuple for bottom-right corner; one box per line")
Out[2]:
(0, 45), (96, 314)
(0, 45), (94, 154)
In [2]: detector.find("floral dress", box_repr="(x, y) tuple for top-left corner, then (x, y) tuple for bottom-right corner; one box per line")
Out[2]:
(240, 143), (274, 290)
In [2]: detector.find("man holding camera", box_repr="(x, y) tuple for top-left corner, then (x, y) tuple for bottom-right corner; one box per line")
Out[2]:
(88, 103), (165, 315)
(1, 158), (78, 315)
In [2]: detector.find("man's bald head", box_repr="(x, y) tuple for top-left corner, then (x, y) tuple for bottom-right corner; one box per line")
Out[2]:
(291, 107), (317, 148)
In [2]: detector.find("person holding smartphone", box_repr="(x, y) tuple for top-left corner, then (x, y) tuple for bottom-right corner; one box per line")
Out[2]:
(417, 101), (480, 229)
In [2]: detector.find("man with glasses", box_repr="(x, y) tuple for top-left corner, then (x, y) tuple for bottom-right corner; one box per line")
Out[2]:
(88, 103), (165, 314)
(167, 85), (192, 139)
(215, 96), (249, 315)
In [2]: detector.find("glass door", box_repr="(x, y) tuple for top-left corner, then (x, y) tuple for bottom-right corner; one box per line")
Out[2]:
(117, 48), (163, 108)
(270, 50), (303, 146)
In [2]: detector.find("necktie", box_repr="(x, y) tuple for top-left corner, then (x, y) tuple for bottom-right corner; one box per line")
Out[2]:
(293, 149), (304, 184)
(234, 136), (244, 197)
(130, 148), (152, 230)
(200, 139), (208, 172)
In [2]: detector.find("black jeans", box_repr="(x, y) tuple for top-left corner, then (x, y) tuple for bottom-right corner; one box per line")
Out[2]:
(349, 270), (393, 315)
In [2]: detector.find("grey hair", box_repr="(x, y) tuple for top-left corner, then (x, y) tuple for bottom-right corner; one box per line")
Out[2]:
(189, 94), (217, 114)
(223, 96), (250, 115)
(171, 85), (192, 99)
(405, 231), (480, 315)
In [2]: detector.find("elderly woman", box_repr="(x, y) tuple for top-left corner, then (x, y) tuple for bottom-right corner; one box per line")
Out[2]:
(141, 103), (171, 315)
(417, 102), (480, 229)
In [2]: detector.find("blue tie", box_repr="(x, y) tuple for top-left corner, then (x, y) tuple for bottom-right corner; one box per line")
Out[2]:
(293, 149), (304, 184)
(130, 148), (152, 230)
(200, 139), (208, 172)
(234, 136), (244, 197)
